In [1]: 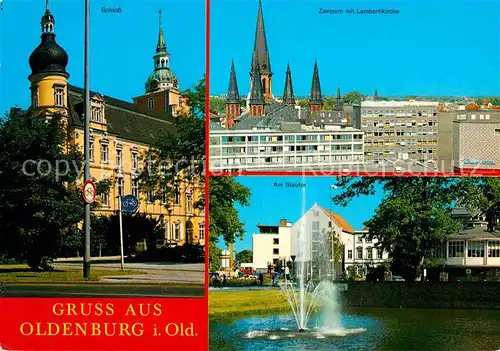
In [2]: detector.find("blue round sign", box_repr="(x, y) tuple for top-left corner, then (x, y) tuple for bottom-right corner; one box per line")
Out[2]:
(121, 195), (139, 213)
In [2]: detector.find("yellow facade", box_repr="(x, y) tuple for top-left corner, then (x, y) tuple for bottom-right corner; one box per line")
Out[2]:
(70, 127), (205, 246)
(25, 4), (204, 248)
(29, 74), (69, 117)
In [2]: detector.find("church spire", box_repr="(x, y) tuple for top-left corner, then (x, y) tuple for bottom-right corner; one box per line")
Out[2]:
(374, 88), (379, 101)
(249, 62), (265, 116)
(252, 0), (271, 74)
(156, 9), (166, 53)
(227, 59), (240, 104)
(309, 59), (323, 111)
(250, 0), (273, 101)
(282, 62), (295, 105)
(335, 85), (343, 111)
(225, 60), (241, 127)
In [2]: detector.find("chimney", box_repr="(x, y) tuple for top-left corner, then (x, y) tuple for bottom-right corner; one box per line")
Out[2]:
(279, 219), (288, 227)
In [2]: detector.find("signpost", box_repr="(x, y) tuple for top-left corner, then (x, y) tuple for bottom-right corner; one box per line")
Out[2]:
(82, 180), (96, 204)
(117, 195), (138, 271)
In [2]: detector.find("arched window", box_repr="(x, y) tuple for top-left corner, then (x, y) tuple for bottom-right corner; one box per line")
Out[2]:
(156, 59), (160, 68)
(148, 97), (154, 110)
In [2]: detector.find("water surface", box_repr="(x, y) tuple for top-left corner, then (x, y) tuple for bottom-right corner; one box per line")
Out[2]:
(210, 308), (500, 350)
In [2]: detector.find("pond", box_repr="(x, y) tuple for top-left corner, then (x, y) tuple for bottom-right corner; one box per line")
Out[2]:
(210, 308), (500, 350)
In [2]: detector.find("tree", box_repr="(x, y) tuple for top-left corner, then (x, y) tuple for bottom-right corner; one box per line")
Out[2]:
(209, 177), (251, 270)
(342, 91), (364, 105)
(332, 177), (464, 281)
(209, 241), (221, 272)
(323, 97), (336, 110)
(209, 97), (227, 115)
(182, 75), (206, 118)
(0, 112), (83, 270)
(297, 99), (309, 108)
(235, 249), (253, 264)
(459, 178), (500, 232)
(139, 77), (205, 214)
(209, 176), (250, 244)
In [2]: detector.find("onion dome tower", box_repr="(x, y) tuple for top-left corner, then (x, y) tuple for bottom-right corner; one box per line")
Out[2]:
(28, 0), (70, 115)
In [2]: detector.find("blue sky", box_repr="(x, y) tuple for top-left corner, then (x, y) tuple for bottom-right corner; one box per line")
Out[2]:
(0, 0), (205, 115)
(228, 176), (383, 252)
(210, 0), (500, 97)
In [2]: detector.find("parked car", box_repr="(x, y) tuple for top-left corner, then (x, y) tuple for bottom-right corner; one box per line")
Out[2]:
(392, 275), (405, 281)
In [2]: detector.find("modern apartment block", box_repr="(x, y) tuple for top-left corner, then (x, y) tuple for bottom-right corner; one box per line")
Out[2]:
(252, 219), (293, 270)
(209, 122), (364, 172)
(438, 110), (500, 173)
(360, 101), (439, 167)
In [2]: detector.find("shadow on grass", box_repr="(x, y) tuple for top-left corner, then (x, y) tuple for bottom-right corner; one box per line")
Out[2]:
(0, 268), (65, 273)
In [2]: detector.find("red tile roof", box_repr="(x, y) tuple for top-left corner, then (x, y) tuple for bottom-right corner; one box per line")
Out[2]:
(319, 207), (355, 233)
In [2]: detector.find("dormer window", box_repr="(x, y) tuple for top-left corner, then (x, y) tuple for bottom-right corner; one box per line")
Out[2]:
(148, 97), (154, 110)
(90, 95), (106, 123)
(54, 86), (64, 106)
(31, 87), (39, 107)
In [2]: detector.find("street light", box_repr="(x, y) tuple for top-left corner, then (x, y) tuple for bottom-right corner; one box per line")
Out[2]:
(83, 0), (91, 279)
(290, 255), (296, 283)
(116, 195), (125, 271)
(330, 184), (337, 280)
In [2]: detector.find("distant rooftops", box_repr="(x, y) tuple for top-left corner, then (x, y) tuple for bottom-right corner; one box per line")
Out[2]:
(361, 100), (440, 107)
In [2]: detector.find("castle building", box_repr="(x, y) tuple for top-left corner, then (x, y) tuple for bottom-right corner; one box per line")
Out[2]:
(15, 2), (204, 248)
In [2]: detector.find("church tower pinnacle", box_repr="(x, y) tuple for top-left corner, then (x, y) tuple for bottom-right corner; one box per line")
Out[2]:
(308, 60), (323, 112)
(282, 62), (295, 105)
(250, 0), (273, 101)
(225, 60), (241, 127)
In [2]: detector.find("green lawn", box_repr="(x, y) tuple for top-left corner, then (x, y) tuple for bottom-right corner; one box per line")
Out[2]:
(209, 289), (290, 322)
(0, 264), (145, 282)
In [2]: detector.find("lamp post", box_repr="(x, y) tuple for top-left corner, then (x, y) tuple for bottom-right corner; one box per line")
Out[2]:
(83, 0), (91, 279)
(117, 195), (124, 271)
(330, 184), (337, 280)
(290, 255), (296, 283)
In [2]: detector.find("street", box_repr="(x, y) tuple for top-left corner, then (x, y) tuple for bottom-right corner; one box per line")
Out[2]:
(1, 282), (204, 297)
(54, 262), (204, 285)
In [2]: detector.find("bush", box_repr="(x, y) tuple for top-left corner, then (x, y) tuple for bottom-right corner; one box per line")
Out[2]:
(128, 244), (204, 264)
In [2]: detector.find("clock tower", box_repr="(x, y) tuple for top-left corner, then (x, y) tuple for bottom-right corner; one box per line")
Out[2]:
(133, 10), (187, 116)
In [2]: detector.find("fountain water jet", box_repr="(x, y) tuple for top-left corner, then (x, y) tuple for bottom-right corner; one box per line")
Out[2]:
(278, 178), (366, 338)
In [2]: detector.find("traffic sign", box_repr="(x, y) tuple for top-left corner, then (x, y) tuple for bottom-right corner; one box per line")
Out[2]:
(82, 180), (96, 204)
(121, 195), (139, 213)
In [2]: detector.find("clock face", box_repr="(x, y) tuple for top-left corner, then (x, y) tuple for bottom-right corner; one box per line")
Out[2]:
(151, 79), (159, 89)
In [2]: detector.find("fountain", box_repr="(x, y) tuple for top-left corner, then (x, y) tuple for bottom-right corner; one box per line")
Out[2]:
(243, 177), (366, 340)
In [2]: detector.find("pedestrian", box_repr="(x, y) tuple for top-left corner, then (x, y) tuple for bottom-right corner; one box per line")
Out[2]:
(259, 272), (264, 286)
(222, 274), (226, 288)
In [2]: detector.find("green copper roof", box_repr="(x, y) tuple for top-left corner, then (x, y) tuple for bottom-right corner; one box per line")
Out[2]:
(145, 69), (177, 92)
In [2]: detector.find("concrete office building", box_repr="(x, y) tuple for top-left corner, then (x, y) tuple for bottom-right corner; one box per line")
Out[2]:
(360, 101), (439, 167)
(209, 122), (364, 172)
(251, 219), (293, 270)
(438, 110), (500, 173)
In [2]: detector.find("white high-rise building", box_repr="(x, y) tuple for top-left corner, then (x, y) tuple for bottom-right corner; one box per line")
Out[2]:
(252, 219), (293, 270)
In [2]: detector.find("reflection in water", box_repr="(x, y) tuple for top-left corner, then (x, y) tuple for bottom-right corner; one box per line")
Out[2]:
(210, 308), (500, 351)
